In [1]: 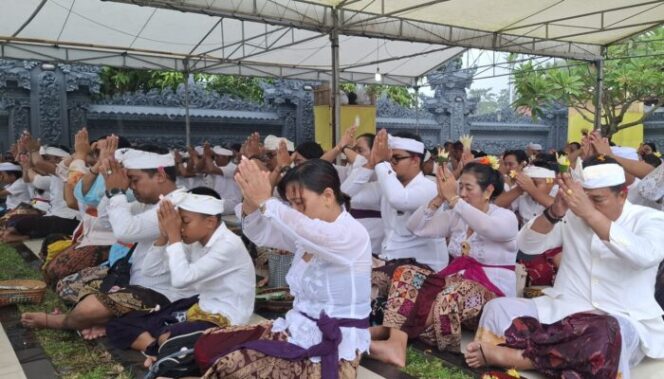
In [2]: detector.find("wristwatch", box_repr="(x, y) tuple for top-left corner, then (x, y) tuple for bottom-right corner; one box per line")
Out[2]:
(105, 188), (127, 199)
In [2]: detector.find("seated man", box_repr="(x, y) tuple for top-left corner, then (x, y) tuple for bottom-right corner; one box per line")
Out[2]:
(108, 187), (254, 369)
(0, 162), (30, 215)
(21, 146), (196, 337)
(465, 155), (664, 379)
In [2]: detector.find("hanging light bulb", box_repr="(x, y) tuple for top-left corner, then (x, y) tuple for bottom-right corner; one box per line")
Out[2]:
(375, 67), (382, 82)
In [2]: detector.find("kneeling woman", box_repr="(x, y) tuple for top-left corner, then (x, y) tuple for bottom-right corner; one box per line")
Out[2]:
(370, 161), (518, 367)
(195, 158), (372, 379)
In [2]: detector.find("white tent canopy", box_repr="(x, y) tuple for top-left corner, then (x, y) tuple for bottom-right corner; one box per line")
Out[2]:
(2, 0), (663, 86)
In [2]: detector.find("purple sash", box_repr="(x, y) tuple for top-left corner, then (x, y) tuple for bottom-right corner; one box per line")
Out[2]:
(239, 311), (369, 379)
(402, 256), (514, 338)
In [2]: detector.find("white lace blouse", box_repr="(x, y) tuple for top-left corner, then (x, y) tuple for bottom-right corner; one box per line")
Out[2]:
(239, 199), (372, 362)
(407, 200), (519, 297)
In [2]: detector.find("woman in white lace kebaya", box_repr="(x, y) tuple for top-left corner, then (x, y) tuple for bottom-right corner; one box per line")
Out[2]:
(369, 161), (518, 367)
(195, 158), (372, 379)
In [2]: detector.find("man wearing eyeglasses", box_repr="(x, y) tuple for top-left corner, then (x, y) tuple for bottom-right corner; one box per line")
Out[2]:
(342, 129), (448, 323)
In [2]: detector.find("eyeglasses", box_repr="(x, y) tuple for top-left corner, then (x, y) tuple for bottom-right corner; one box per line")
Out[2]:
(390, 155), (412, 164)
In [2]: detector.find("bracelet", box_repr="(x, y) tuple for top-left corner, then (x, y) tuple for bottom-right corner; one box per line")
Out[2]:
(543, 207), (563, 224)
(89, 166), (98, 175)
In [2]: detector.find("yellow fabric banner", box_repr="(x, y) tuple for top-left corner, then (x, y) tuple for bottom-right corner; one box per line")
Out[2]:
(314, 105), (377, 150)
(568, 103), (644, 148)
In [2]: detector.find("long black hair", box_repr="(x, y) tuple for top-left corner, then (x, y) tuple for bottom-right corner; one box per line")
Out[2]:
(277, 159), (350, 209)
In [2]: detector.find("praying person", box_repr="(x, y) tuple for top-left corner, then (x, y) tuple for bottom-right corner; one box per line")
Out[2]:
(0, 162), (30, 213)
(107, 187), (255, 364)
(369, 161), (518, 367)
(194, 158), (372, 378)
(21, 146), (195, 337)
(344, 129), (446, 323)
(465, 155), (664, 379)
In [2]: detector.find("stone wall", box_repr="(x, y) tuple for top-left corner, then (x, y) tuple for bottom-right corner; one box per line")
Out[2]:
(0, 58), (661, 155)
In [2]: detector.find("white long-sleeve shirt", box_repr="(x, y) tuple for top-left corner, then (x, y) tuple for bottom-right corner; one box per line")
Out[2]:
(517, 201), (664, 358)
(106, 188), (195, 302)
(3, 178), (31, 209)
(407, 200), (519, 296)
(340, 156), (384, 254)
(342, 161), (448, 271)
(212, 162), (242, 215)
(141, 222), (255, 325)
(239, 199), (372, 363)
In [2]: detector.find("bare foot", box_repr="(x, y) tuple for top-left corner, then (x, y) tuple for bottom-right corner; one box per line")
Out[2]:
(21, 312), (65, 329)
(2, 232), (29, 243)
(143, 355), (157, 368)
(464, 341), (533, 370)
(368, 339), (407, 367)
(80, 325), (107, 340)
(464, 341), (487, 368)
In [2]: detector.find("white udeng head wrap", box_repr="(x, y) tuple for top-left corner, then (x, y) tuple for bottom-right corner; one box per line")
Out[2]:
(388, 135), (425, 155)
(39, 146), (69, 157)
(170, 191), (224, 216)
(194, 146), (204, 156)
(263, 135), (295, 151)
(213, 146), (233, 156)
(523, 165), (556, 179)
(526, 142), (543, 151)
(115, 148), (175, 169)
(610, 146), (639, 161)
(0, 162), (22, 171)
(581, 163), (625, 189)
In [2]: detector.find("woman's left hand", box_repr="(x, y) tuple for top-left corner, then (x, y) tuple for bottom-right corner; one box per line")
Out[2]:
(158, 200), (182, 244)
(236, 157), (272, 212)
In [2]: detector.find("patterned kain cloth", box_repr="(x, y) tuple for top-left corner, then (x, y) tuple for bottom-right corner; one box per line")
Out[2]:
(195, 322), (361, 379)
(43, 244), (109, 286)
(371, 258), (432, 325)
(55, 265), (169, 316)
(502, 312), (622, 379)
(383, 265), (496, 352)
(56, 265), (109, 304)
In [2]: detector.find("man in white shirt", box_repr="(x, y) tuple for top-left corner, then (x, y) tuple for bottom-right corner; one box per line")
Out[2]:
(21, 146), (196, 335)
(0, 162), (30, 212)
(204, 145), (242, 215)
(343, 129), (447, 322)
(5, 145), (81, 242)
(465, 155), (664, 379)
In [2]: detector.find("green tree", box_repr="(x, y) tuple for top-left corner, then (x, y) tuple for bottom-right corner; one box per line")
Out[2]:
(341, 83), (417, 108)
(99, 68), (265, 102)
(511, 27), (664, 137)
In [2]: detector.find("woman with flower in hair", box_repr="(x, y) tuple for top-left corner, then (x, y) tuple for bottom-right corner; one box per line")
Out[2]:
(369, 159), (519, 367)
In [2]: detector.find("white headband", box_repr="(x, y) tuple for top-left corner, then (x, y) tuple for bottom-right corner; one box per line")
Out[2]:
(523, 165), (556, 179)
(581, 163), (625, 189)
(388, 135), (425, 155)
(0, 162), (22, 171)
(170, 191), (224, 216)
(610, 146), (639, 161)
(39, 146), (69, 157)
(115, 148), (175, 169)
(527, 143), (542, 151)
(213, 146), (233, 156)
(263, 135), (295, 151)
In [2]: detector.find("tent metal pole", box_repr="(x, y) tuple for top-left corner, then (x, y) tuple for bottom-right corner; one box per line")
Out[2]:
(331, 8), (341, 146)
(593, 48), (605, 133)
(184, 60), (192, 146)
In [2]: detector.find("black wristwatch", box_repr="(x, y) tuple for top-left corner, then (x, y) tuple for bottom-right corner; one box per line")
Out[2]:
(543, 207), (563, 224)
(105, 188), (127, 199)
